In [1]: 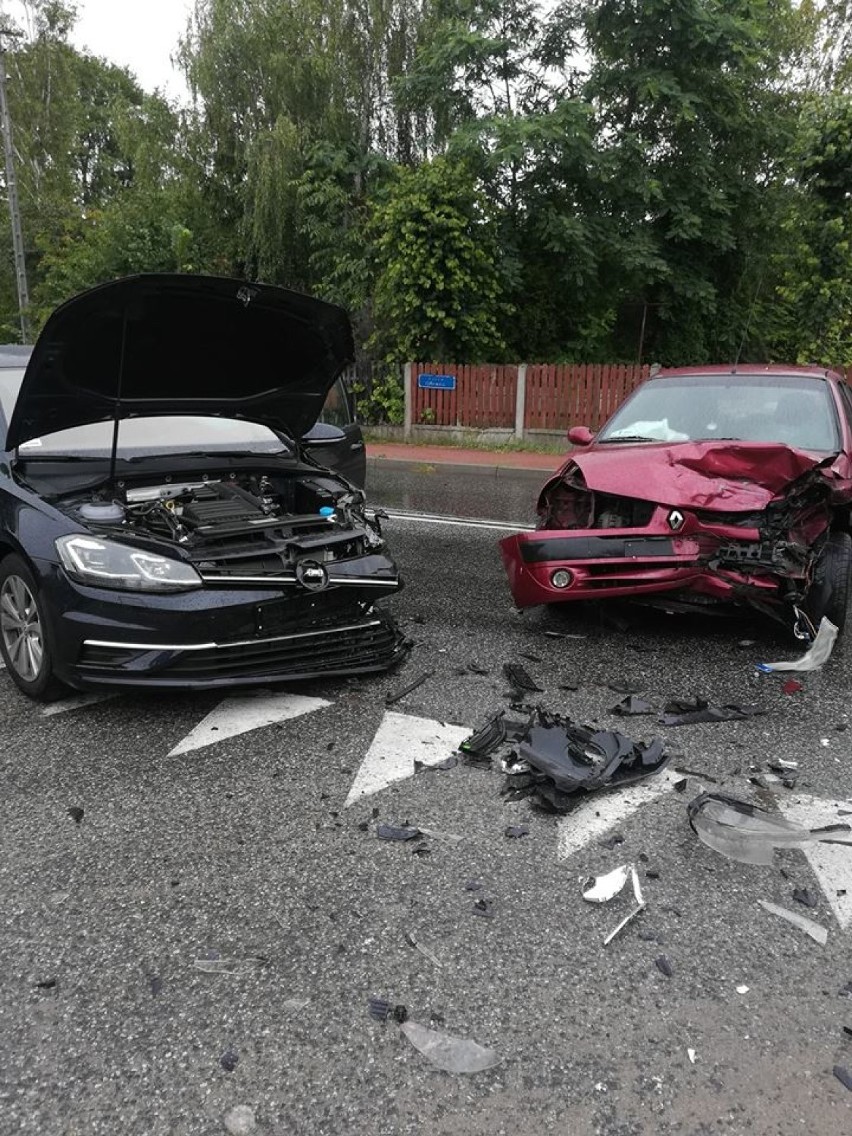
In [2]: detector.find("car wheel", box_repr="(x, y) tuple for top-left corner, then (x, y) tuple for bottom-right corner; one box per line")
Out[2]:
(0, 553), (68, 700)
(807, 532), (852, 633)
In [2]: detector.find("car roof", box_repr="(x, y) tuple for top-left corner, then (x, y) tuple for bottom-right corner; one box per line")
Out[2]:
(0, 345), (32, 368)
(653, 363), (843, 382)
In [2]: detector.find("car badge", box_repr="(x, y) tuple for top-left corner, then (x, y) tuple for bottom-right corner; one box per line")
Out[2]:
(668, 509), (685, 532)
(296, 559), (330, 591)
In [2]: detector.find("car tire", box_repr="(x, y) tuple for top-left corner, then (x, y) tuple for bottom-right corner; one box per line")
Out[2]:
(808, 532), (852, 633)
(0, 553), (68, 700)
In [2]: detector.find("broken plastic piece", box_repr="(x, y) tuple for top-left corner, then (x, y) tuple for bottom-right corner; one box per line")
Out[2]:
(504, 824), (530, 838)
(400, 1020), (501, 1074)
(377, 824), (421, 842)
(792, 886), (818, 909)
(472, 898), (494, 919)
(758, 900), (828, 944)
(368, 996), (408, 1023)
(220, 1049), (239, 1072)
(782, 679), (803, 695)
(688, 791), (852, 866)
(503, 662), (542, 692)
(193, 956), (268, 974)
(582, 863), (646, 945)
(67, 806), (84, 824)
(769, 759), (799, 772)
(661, 698), (764, 726)
(756, 616), (838, 673)
(612, 695), (655, 716)
(655, 955), (673, 977)
(834, 1066), (852, 1092)
(405, 931), (443, 968)
(736, 985), (749, 994)
(599, 833), (625, 850)
(385, 670), (434, 705)
(418, 827), (463, 845)
(459, 712), (509, 759)
(687, 1048), (697, 1064)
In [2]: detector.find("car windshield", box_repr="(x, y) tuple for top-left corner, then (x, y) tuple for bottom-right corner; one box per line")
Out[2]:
(0, 368), (289, 458)
(597, 374), (840, 452)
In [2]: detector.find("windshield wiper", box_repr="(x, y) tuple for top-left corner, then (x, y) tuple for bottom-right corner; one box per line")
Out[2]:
(598, 435), (659, 444)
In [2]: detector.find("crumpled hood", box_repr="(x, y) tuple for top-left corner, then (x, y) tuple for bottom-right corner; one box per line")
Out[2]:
(560, 441), (827, 512)
(6, 274), (355, 450)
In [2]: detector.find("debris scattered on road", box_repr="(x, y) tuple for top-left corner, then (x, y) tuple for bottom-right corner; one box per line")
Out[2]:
(833, 1066), (852, 1092)
(673, 779), (688, 793)
(736, 985), (750, 994)
(149, 975), (163, 997)
(419, 827), (463, 846)
(582, 863), (646, 945)
(843, 1026), (852, 1039)
(503, 662), (543, 692)
(792, 886), (818, 909)
(220, 1050), (239, 1072)
(599, 833), (626, 850)
(661, 698), (764, 726)
(400, 1020), (501, 1074)
(655, 955), (674, 977)
(405, 931), (443, 968)
(377, 824), (421, 842)
(612, 695), (655, 716)
(769, 759), (799, 772)
(472, 898), (495, 919)
(465, 880), (483, 892)
(194, 956), (269, 975)
(34, 978), (57, 990)
(756, 616), (838, 673)
(459, 711), (514, 760)
(67, 806), (84, 825)
(385, 671), (435, 705)
(688, 1048), (697, 1064)
(467, 661), (490, 675)
(758, 900), (828, 945)
(675, 765), (719, 783)
(688, 791), (852, 866)
(368, 996), (408, 1023)
(544, 630), (587, 640)
(504, 824), (530, 838)
(609, 679), (647, 694)
(223, 1105), (256, 1135)
(821, 737), (831, 747)
(782, 679), (803, 695)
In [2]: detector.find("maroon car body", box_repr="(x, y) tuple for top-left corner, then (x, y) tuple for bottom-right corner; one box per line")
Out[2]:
(500, 365), (852, 633)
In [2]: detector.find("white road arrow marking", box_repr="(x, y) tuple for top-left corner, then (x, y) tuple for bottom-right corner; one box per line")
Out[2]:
(41, 692), (117, 717)
(169, 692), (331, 756)
(345, 710), (470, 806)
(778, 795), (852, 929)
(557, 772), (685, 860)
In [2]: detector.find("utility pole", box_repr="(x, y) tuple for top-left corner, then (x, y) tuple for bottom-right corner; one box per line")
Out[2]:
(0, 28), (29, 342)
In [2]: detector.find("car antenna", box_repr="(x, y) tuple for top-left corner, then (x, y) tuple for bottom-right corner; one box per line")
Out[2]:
(108, 308), (130, 491)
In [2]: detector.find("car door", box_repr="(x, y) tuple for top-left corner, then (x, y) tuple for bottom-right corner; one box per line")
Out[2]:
(301, 376), (366, 487)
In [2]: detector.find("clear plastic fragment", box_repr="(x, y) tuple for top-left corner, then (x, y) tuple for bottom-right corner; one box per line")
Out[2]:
(758, 900), (828, 945)
(193, 956), (268, 974)
(757, 617), (838, 673)
(400, 1020), (501, 1073)
(688, 791), (852, 866)
(582, 863), (646, 945)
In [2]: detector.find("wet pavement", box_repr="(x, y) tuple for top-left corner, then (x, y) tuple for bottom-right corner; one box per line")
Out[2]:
(369, 460), (544, 525)
(2, 482), (852, 1134)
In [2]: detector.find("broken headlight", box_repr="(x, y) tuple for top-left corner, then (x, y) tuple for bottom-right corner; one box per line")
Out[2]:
(56, 535), (202, 593)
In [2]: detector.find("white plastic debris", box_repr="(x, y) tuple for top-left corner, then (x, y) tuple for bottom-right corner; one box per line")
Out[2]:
(687, 1049), (697, 1064)
(736, 985), (750, 994)
(756, 617), (838, 673)
(758, 899), (828, 945)
(581, 863), (646, 945)
(400, 1020), (500, 1073)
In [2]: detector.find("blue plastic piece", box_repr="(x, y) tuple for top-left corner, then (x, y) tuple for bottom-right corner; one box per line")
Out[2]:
(319, 506), (335, 517)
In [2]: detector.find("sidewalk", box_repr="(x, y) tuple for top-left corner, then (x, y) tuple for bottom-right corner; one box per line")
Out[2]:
(366, 441), (563, 472)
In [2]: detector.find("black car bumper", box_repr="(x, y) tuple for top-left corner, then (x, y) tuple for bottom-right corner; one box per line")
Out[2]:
(34, 557), (406, 691)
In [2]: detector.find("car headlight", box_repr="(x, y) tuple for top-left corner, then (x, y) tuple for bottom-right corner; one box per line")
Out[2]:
(55, 535), (202, 593)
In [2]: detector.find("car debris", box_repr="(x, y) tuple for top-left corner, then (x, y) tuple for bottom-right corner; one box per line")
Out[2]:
(504, 824), (530, 838)
(792, 887), (818, 908)
(368, 996), (408, 1023)
(687, 1048), (697, 1064)
(472, 898), (495, 919)
(688, 791), (852, 865)
(503, 662), (543, 692)
(611, 695), (655, 716)
(220, 1050), (239, 1073)
(405, 931), (443, 968)
(655, 955), (674, 977)
(377, 824), (421, 842)
(582, 864), (646, 945)
(194, 956), (268, 975)
(758, 900), (828, 945)
(599, 833), (625, 850)
(834, 1066), (852, 1092)
(736, 984), (750, 994)
(400, 1020), (501, 1074)
(385, 671), (434, 706)
(782, 679), (803, 695)
(756, 616), (838, 673)
(661, 698), (764, 726)
(67, 806), (84, 825)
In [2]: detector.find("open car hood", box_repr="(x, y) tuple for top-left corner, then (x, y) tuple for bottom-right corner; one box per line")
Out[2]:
(6, 274), (355, 451)
(561, 441), (826, 512)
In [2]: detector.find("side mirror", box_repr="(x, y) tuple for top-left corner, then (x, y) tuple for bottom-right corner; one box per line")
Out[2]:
(302, 422), (347, 446)
(567, 425), (594, 446)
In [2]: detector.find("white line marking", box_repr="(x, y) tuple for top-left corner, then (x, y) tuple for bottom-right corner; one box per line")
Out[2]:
(169, 692), (331, 756)
(556, 772), (684, 860)
(378, 509), (534, 532)
(41, 692), (117, 716)
(777, 795), (852, 929)
(345, 710), (470, 806)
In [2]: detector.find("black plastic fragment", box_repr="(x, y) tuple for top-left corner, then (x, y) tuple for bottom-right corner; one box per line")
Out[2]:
(504, 824), (530, 839)
(612, 695), (654, 716)
(34, 978), (56, 990)
(465, 880), (483, 892)
(460, 713), (507, 759)
(149, 975), (163, 997)
(793, 887), (818, 909)
(661, 698), (764, 727)
(840, 981), (852, 997)
(220, 1050), (239, 1072)
(503, 662), (543, 692)
(67, 806), (84, 825)
(368, 997), (408, 1023)
(655, 955), (674, 977)
(673, 779), (688, 793)
(843, 1026), (852, 1039)
(834, 1065), (852, 1091)
(472, 898), (495, 919)
(385, 670), (435, 705)
(599, 833), (625, 850)
(467, 662), (490, 675)
(675, 765), (718, 783)
(646, 870), (660, 880)
(377, 824), (420, 842)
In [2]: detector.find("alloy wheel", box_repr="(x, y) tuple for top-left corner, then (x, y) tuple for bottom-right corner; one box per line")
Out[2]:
(0, 574), (44, 682)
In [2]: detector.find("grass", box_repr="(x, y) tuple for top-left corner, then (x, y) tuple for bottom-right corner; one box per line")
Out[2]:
(362, 428), (570, 455)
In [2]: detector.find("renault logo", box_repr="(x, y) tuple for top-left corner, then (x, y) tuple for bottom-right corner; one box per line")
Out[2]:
(295, 559), (329, 591)
(668, 509), (685, 532)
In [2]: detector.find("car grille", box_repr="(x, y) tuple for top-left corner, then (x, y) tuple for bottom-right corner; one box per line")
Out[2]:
(163, 618), (403, 679)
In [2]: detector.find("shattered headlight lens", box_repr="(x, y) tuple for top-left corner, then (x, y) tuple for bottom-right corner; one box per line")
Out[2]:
(56, 535), (202, 593)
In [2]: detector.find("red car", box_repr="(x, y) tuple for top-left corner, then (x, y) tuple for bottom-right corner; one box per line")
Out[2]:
(500, 365), (852, 635)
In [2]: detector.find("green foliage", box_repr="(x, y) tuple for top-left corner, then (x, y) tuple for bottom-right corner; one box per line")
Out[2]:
(370, 157), (508, 363)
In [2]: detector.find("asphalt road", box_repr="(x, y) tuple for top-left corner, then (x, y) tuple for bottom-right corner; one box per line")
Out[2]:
(3, 465), (852, 1135)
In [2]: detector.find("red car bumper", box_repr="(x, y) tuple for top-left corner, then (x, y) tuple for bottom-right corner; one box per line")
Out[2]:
(499, 529), (784, 608)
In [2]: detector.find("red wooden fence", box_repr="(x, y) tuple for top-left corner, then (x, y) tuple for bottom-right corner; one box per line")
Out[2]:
(523, 363), (649, 431)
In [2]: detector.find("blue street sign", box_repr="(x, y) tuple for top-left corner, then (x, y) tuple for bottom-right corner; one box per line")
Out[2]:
(418, 373), (456, 391)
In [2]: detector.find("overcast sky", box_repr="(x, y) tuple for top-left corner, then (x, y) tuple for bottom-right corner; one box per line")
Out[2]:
(4, 0), (195, 100)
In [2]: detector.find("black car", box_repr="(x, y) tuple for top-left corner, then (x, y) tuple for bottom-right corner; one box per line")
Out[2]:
(0, 274), (404, 699)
